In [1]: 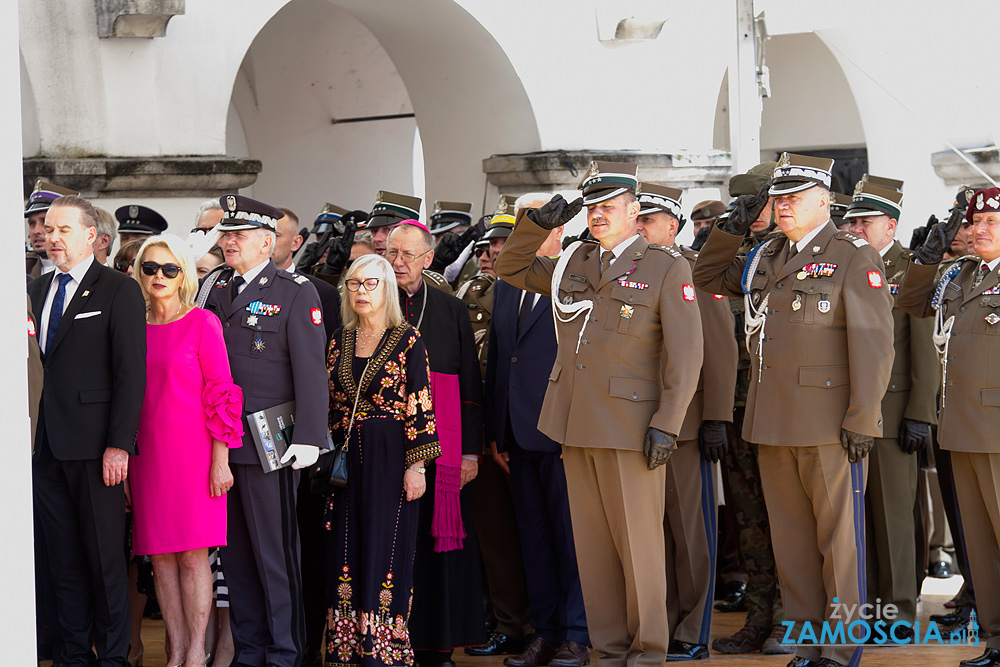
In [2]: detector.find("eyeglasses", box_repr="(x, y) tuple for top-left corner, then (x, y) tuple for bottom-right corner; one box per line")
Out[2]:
(189, 227), (212, 234)
(345, 278), (381, 292)
(474, 246), (487, 258)
(140, 261), (182, 279)
(114, 259), (133, 273)
(385, 249), (431, 264)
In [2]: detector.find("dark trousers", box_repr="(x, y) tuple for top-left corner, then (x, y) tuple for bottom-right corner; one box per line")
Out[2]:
(296, 474), (326, 660)
(507, 442), (588, 645)
(470, 453), (532, 638)
(33, 437), (130, 667)
(224, 463), (305, 667)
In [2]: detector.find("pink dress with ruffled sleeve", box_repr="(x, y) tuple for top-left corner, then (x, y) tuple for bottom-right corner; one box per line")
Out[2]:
(131, 307), (244, 555)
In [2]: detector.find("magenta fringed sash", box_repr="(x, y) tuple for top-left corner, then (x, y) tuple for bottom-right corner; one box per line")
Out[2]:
(428, 371), (465, 552)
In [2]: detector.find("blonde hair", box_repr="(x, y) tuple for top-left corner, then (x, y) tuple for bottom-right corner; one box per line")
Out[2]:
(134, 234), (199, 309)
(340, 254), (403, 330)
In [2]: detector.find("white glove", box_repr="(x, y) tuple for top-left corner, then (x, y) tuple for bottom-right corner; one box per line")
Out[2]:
(280, 444), (320, 469)
(443, 240), (477, 284)
(186, 223), (223, 261)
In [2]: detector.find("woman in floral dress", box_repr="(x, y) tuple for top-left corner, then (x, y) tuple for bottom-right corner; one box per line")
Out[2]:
(324, 254), (441, 667)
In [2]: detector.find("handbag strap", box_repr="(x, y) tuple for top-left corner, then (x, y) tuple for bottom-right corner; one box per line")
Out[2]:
(342, 356), (371, 452)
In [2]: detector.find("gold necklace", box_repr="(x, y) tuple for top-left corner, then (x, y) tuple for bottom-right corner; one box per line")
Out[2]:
(357, 326), (385, 345)
(148, 302), (183, 325)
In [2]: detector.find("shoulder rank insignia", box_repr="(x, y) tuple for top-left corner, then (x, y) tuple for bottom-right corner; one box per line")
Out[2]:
(294, 274), (309, 285)
(852, 238), (869, 248)
(796, 263), (837, 280)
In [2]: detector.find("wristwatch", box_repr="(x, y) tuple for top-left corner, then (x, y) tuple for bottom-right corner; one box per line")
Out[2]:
(407, 465), (426, 474)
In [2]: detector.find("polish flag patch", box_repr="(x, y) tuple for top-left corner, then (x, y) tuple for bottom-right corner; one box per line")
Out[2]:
(682, 284), (696, 302)
(867, 271), (883, 289)
(310, 308), (323, 325)
(713, 294), (726, 300)
(27, 318), (36, 337)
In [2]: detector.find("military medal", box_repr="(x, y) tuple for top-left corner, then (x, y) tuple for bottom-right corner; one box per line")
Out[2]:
(620, 304), (634, 319)
(563, 295), (573, 305)
(987, 313), (1000, 326)
(253, 336), (266, 352)
(792, 294), (802, 311)
(818, 299), (831, 314)
(247, 315), (258, 326)
(471, 284), (482, 292)
(618, 279), (648, 290)
(797, 263), (837, 280)
(476, 312), (483, 321)
(889, 284), (899, 295)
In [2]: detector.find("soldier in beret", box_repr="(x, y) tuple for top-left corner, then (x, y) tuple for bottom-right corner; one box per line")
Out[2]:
(635, 182), (738, 661)
(495, 160), (703, 667)
(116, 204), (168, 246)
(200, 194), (329, 667)
(25, 180), (78, 278)
(899, 187), (1000, 667)
(694, 153), (894, 667)
(844, 176), (937, 643)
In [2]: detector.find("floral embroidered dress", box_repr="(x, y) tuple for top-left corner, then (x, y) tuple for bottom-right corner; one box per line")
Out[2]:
(324, 324), (441, 667)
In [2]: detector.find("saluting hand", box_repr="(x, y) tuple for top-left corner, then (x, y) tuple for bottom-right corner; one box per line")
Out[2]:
(841, 428), (874, 463)
(721, 180), (770, 237)
(103, 447), (129, 487)
(914, 205), (964, 265)
(643, 427), (677, 470)
(527, 194), (584, 231)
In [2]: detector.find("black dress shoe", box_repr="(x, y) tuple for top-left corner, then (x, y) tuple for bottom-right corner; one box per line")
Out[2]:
(930, 609), (971, 633)
(928, 560), (954, 578)
(504, 637), (558, 667)
(816, 660), (847, 667)
(961, 649), (1000, 667)
(467, 631), (523, 656)
(664, 640), (708, 661)
(713, 581), (747, 612)
(714, 580), (746, 601)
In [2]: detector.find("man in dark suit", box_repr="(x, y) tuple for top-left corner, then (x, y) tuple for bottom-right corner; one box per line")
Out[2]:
(486, 214), (589, 667)
(28, 195), (146, 667)
(202, 194), (329, 667)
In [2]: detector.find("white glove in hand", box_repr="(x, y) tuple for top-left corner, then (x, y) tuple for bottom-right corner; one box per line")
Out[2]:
(280, 444), (320, 469)
(186, 223), (223, 261)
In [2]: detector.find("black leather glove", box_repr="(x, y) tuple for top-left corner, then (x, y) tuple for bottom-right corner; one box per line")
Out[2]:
(690, 223), (710, 251)
(898, 418), (931, 455)
(323, 219), (358, 277)
(429, 219), (486, 272)
(914, 206), (963, 265)
(841, 428), (874, 463)
(643, 427), (677, 470)
(698, 420), (729, 463)
(296, 235), (333, 273)
(527, 194), (584, 230)
(721, 180), (770, 237)
(909, 215), (934, 250)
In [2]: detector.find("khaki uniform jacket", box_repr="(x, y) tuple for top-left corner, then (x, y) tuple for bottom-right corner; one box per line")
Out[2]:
(693, 222), (894, 446)
(678, 248), (738, 441)
(880, 241), (939, 433)
(898, 257), (1000, 452)
(457, 272), (496, 376)
(26, 251), (43, 279)
(494, 213), (703, 450)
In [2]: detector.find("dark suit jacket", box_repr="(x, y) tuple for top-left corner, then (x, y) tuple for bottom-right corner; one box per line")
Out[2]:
(27, 259), (147, 460)
(485, 279), (561, 453)
(203, 260), (330, 464)
(305, 272), (341, 343)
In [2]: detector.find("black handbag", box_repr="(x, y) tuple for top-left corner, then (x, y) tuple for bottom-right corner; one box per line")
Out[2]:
(308, 356), (370, 495)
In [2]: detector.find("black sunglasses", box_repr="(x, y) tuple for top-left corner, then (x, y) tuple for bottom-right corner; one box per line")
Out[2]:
(114, 259), (132, 273)
(140, 261), (182, 279)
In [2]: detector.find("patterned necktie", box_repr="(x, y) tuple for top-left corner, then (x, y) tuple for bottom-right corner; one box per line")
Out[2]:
(230, 274), (245, 301)
(601, 250), (614, 276)
(45, 273), (73, 354)
(516, 292), (533, 337)
(974, 263), (990, 289)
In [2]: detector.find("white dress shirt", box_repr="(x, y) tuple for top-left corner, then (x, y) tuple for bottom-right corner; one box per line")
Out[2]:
(39, 254), (96, 353)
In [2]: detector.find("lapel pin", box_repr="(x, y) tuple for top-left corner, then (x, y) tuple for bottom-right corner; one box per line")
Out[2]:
(82, 290), (90, 297)
(259, 276), (268, 286)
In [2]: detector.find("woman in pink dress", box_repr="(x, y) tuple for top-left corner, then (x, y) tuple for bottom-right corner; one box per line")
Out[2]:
(129, 234), (243, 667)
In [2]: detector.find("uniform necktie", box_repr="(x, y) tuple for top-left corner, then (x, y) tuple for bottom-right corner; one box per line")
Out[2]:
(230, 274), (245, 301)
(601, 250), (614, 276)
(787, 244), (798, 263)
(974, 263), (990, 289)
(45, 273), (73, 354)
(516, 292), (533, 337)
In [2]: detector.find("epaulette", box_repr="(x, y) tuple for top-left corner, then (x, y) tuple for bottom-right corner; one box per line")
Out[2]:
(422, 269), (454, 294)
(456, 273), (496, 300)
(681, 248), (699, 261)
(648, 243), (683, 258)
(834, 230), (869, 248)
(276, 269), (310, 285)
(763, 230), (787, 243)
